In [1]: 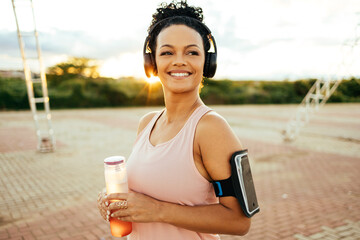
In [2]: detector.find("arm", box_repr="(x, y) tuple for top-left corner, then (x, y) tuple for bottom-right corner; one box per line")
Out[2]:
(108, 112), (251, 235)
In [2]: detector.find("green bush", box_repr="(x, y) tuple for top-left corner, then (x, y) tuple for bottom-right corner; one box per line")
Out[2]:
(0, 77), (29, 110)
(1, 76), (359, 110)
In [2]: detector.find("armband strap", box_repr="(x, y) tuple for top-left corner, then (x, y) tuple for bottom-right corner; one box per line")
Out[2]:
(211, 177), (235, 197)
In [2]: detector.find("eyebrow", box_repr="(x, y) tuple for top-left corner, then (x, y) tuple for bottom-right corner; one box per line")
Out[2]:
(160, 44), (201, 49)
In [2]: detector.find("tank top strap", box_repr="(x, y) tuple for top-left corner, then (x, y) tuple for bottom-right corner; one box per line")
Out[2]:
(183, 105), (212, 138)
(191, 105), (212, 123)
(135, 109), (165, 144)
(145, 109), (165, 134)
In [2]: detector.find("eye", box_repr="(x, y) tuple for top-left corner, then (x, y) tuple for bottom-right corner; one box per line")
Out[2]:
(160, 51), (172, 56)
(188, 51), (199, 56)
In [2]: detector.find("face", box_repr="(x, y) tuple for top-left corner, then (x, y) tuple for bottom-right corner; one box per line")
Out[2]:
(155, 24), (205, 94)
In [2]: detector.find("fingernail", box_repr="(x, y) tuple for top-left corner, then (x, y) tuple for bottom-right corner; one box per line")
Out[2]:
(105, 202), (109, 207)
(106, 215), (109, 221)
(107, 210), (110, 216)
(111, 213), (114, 217)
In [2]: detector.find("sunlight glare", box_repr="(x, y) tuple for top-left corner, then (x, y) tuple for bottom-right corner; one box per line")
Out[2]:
(146, 75), (160, 84)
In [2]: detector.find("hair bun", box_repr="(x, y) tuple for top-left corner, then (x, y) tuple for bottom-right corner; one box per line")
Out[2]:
(149, 1), (204, 32)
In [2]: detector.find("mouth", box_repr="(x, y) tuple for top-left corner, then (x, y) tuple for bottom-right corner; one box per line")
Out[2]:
(168, 71), (192, 78)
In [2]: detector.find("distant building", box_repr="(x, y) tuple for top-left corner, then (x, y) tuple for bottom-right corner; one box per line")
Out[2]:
(0, 70), (25, 79)
(0, 70), (39, 79)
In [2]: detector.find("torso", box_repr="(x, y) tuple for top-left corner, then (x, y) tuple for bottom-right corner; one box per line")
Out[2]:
(147, 107), (213, 182)
(127, 105), (220, 240)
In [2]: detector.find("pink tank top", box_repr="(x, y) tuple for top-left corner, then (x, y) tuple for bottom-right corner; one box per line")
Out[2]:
(126, 105), (220, 240)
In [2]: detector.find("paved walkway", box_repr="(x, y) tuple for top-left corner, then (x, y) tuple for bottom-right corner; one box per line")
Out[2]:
(0, 104), (359, 240)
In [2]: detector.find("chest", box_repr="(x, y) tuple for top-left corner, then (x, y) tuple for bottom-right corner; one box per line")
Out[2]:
(127, 124), (214, 204)
(127, 139), (213, 205)
(149, 121), (211, 180)
(149, 120), (185, 147)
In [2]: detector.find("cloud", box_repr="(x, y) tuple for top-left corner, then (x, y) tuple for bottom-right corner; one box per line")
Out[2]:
(0, 31), (20, 56)
(0, 29), (144, 60)
(1, 0), (359, 79)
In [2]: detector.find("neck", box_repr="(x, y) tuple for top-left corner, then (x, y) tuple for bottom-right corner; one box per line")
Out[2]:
(162, 90), (203, 123)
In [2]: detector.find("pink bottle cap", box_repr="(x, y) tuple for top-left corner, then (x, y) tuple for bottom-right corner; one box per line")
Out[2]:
(104, 156), (125, 165)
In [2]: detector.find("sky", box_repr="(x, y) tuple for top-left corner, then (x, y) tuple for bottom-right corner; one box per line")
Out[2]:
(1, 0), (359, 81)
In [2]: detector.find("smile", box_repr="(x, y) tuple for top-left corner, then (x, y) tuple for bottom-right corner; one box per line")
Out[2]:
(169, 72), (191, 77)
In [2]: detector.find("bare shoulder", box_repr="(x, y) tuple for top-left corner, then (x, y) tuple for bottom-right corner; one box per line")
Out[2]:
(197, 111), (242, 148)
(196, 111), (243, 179)
(197, 111), (239, 142)
(137, 111), (159, 135)
(198, 111), (229, 129)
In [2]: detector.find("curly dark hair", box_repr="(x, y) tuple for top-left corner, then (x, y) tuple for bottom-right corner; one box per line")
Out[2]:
(147, 1), (211, 58)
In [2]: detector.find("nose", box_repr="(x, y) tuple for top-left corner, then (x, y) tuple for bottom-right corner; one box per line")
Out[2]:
(172, 53), (186, 66)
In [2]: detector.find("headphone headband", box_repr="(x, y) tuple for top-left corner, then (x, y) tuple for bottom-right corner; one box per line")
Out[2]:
(143, 16), (217, 78)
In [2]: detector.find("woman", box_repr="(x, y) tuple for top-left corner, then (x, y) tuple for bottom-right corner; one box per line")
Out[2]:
(98, 1), (251, 239)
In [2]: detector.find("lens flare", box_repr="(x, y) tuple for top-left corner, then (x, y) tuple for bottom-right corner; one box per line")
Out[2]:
(145, 75), (160, 84)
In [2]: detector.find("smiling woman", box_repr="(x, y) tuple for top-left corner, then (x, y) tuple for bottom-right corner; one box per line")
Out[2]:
(97, 1), (252, 240)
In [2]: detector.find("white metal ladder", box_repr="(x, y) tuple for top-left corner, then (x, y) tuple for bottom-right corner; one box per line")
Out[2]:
(283, 78), (342, 141)
(283, 16), (360, 141)
(11, 0), (55, 152)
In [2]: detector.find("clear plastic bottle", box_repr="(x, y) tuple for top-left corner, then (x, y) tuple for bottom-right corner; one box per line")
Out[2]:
(104, 156), (132, 237)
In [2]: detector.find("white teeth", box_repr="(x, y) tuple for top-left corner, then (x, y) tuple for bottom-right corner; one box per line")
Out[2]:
(170, 72), (189, 77)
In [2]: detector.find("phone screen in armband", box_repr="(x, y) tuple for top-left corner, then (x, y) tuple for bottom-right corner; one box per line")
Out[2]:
(234, 153), (259, 215)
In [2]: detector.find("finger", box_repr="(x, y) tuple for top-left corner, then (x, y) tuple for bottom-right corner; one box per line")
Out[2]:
(108, 202), (116, 211)
(102, 200), (109, 208)
(99, 209), (107, 221)
(103, 209), (111, 221)
(116, 216), (132, 222)
(98, 193), (107, 204)
(110, 209), (130, 218)
(101, 210), (107, 220)
(98, 191), (107, 200)
(107, 193), (128, 201)
(99, 200), (108, 210)
(101, 194), (109, 207)
(109, 200), (128, 211)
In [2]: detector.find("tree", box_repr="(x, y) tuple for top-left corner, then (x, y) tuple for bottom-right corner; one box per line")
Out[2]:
(47, 57), (99, 79)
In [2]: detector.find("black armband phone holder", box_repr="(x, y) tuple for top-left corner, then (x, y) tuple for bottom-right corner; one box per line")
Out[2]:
(211, 149), (260, 218)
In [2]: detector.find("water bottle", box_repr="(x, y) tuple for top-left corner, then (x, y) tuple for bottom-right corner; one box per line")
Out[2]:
(104, 156), (132, 237)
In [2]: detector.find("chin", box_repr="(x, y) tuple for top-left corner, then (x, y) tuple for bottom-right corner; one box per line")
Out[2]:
(168, 85), (200, 95)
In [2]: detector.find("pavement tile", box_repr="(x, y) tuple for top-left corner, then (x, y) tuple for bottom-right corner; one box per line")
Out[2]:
(0, 105), (359, 240)
(0, 235), (8, 240)
(21, 235), (35, 240)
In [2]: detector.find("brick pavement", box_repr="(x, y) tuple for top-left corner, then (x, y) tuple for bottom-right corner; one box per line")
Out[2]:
(0, 104), (359, 240)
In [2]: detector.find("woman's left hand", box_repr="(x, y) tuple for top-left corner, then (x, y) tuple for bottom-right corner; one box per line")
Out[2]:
(107, 191), (162, 223)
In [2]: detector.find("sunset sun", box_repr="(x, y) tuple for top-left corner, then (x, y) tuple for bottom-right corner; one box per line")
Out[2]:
(145, 75), (160, 84)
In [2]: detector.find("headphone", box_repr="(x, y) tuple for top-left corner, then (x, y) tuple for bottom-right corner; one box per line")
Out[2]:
(143, 16), (217, 78)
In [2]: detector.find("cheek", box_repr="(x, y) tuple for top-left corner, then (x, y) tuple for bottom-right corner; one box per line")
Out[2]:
(195, 58), (205, 75)
(154, 57), (166, 72)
